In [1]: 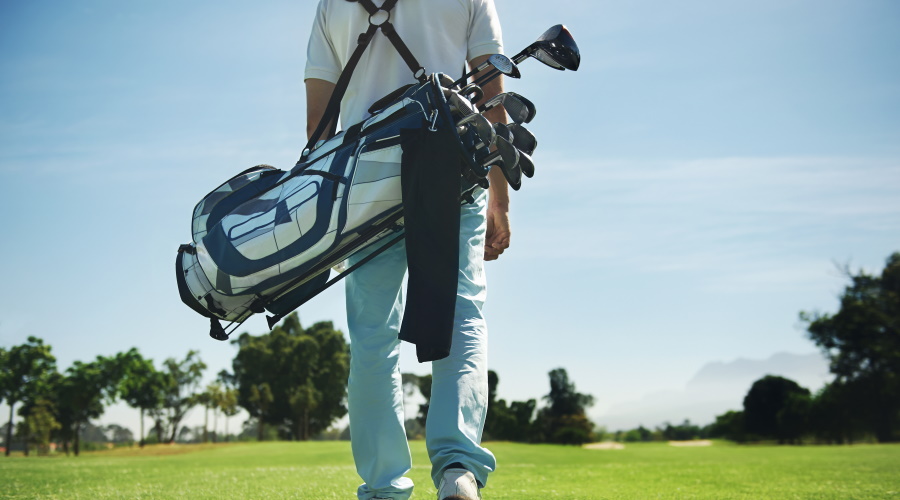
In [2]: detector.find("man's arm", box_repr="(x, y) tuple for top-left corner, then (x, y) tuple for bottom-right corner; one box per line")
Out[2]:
(468, 54), (510, 262)
(306, 78), (337, 141)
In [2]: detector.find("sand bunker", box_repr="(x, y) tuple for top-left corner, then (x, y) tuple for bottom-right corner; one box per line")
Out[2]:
(668, 440), (713, 447)
(584, 442), (625, 450)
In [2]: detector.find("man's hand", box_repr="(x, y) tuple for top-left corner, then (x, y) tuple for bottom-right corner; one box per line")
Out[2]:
(468, 55), (512, 262)
(484, 203), (510, 261)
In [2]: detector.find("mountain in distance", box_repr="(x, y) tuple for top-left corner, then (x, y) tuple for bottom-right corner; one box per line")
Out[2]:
(685, 351), (831, 394)
(597, 351), (831, 431)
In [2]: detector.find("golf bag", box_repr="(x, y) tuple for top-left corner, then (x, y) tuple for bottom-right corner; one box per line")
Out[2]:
(176, 72), (491, 342)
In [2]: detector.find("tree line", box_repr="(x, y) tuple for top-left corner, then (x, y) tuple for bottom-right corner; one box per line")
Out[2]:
(0, 316), (349, 456)
(614, 252), (900, 445)
(403, 367), (597, 446)
(0, 311), (598, 455)
(707, 252), (900, 444)
(0, 342), (240, 456)
(3, 251), (896, 453)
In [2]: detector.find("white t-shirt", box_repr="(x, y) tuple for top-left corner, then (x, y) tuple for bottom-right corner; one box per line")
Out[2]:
(305, 0), (503, 127)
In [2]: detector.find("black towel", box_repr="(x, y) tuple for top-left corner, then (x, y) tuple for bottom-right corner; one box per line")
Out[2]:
(398, 125), (462, 362)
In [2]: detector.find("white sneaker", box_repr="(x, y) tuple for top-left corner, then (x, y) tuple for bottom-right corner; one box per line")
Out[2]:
(437, 468), (482, 500)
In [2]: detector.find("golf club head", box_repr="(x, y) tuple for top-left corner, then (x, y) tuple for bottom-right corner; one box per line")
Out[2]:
(504, 92), (536, 124)
(438, 74), (456, 88)
(478, 93), (536, 124)
(459, 83), (484, 104)
(517, 150), (535, 178)
(454, 54), (522, 87)
(507, 123), (538, 155)
(485, 54), (521, 79)
(472, 142), (492, 168)
(514, 24), (581, 71)
(462, 168), (490, 190)
(484, 136), (522, 190)
(471, 56), (522, 88)
(493, 122), (514, 143)
(457, 113), (496, 149)
(446, 90), (477, 118)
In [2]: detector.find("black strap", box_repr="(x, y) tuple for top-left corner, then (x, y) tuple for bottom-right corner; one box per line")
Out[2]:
(303, 23), (379, 157)
(381, 22), (425, 79)
(355, 0), (423, 78)
(303, 0), (424, 160)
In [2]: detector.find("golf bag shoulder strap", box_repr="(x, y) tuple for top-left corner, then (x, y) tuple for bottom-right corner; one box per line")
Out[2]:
(352, 0), (424, 79)
(302, 0), (425, 160)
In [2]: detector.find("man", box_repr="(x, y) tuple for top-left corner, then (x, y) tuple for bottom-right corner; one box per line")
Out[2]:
(304, 1), (509, 498)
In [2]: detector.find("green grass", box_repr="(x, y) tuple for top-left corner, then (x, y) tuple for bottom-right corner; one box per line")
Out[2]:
(2, 441), (899, 499)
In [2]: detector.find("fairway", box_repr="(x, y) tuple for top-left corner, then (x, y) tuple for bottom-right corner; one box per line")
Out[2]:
(2, 441), (898, 499)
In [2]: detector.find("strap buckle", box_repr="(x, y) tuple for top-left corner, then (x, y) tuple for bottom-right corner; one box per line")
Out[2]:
(427, 110), (439, 132)
(369, 8), (390, 26)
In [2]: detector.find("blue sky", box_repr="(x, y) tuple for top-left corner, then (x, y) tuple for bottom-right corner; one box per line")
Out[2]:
(1, 0), (899, 434)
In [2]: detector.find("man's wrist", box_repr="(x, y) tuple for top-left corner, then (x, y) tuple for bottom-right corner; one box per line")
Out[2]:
(488, 201), (509, 212)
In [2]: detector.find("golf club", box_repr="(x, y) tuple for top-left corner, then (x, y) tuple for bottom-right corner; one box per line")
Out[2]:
(470, 57), (522, 88)
(458, 83), (484, 104)
(482, 136), (522, 190)
(471, 24), (581, 87)
(457, 113), (496, 150)
(453, 54), (521, 88)
(445, 89), (477, 118)
(507, 123), (538, 155)
(516, 150), (535, 178)
(438, 74), (456, 88)
(478, 92), (536, 124)
(511, 24), (581, 71)
(494, 123), (535, 178)
(462, 169), (490, 191)
(493, 122), (513, 143)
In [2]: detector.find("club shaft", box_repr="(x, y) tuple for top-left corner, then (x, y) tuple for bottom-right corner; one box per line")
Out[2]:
(453, 60), (490, 87)
(472, 68), (504, 88)
(512, 50), (528, 64)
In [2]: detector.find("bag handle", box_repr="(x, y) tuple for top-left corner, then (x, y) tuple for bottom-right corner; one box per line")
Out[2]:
(300, 0), (425, 163)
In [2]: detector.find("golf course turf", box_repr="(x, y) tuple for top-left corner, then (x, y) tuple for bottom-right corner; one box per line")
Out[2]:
(2, 440), (898, 499)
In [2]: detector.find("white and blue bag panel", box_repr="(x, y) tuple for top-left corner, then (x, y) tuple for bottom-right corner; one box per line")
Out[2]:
(178, 94), (431, 321)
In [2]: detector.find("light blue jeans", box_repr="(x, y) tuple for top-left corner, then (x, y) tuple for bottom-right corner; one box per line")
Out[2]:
(345, 188), (496, 500)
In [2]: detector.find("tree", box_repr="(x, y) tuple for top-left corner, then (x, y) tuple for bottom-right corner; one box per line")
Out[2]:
(118, 350), (167, 447)
(484, 370), (536, 442)
(56, 356), (123, 455)
(742, 375), (810, 443)
(534, 368), (595, 444)
(800, 253), (900, 442)
(219, 387), (240, 442)
(199, 382), (224, 443)
(621, 425), (654, 442)
(661, 419), (702, 441)
(216, 370), (240, 442)
(248, 383), (274, 440)
(543, 368), (595, 417)
(777, 391), (812, 445)
(232, 314), (349, 440)
(401, 373), (432, 427)
(0, 347), (5, 412)
(18, 398), (60, 456)
(161, 351), (207, 443)
(104, 424), (135, 444)
(808, 381), (864, 444)
(708, 410), (746, 443)
(0, 337), (56, 456)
